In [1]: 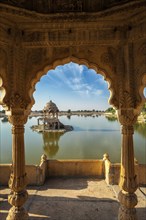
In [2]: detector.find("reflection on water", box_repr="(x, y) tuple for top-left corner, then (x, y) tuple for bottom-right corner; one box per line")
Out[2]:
(42, 132), (64, 158)
(67, 115), (71, 120)
(105, 116), (117, 122)
(134, 123), (146, 138)
(0, 115), (146, 164)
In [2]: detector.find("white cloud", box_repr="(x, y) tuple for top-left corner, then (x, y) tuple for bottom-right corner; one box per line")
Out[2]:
(93, 90), (103, 96)
(46, 63), (108, 99)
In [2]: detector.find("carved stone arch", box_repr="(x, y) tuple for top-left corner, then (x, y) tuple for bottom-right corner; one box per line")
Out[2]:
(0, 75), (6, 107)
(131, 41), (146, 113)
(134, 61), (146, 112)
(137, 73), (146, 112)
(0, 48), (9, 110)
(26, 56), (118, 111)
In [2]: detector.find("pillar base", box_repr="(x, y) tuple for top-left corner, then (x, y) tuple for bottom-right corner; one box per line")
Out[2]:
(118, 190), (138, 220)
(118, 205), (137, 220)
(6, 207), (29, 220)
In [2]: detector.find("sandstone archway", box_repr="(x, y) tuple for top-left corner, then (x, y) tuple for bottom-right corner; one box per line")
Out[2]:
(0, 76), (6, 106)
(28, 57), (117, 112)
(138, 74), (146, 110)
(0, 1), (146, 220)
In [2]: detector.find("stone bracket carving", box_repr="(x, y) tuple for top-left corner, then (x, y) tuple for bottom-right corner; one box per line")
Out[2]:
(120, 91), (135, 109)
(9, 93), (27, 109)
(8, 115), (28, 125)
(118, 109), (138, 126)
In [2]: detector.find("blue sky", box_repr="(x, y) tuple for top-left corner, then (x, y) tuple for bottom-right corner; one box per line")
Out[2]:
(33, 62), (111, 111)
(33, 62), (146, 111)
(0, 62), (145, 111)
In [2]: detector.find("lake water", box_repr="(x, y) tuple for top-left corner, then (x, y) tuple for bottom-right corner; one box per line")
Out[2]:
(0, 115), (146, 165)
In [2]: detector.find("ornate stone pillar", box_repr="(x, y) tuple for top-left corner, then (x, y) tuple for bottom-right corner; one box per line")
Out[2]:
(7, 112), (29, 220)
(118, 109), (138, 220)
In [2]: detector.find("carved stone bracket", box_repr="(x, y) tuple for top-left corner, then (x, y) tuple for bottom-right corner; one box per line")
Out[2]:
(9, 93), (28, 109)
(8, 115), (28, 126)
(120, 91), (135, 109)
(118, 109), (138, 126)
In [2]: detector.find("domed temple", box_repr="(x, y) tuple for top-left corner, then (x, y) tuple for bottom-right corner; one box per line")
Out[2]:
(0, 1), (146, 220)
(44, 100), (59, 118)
(32, 100), (73, 132)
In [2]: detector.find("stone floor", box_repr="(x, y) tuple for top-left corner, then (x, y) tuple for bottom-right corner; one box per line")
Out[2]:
(0, 178), (146, 220)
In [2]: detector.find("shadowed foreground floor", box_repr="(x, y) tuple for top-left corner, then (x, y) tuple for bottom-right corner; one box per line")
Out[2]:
(0, 178), (146, 220)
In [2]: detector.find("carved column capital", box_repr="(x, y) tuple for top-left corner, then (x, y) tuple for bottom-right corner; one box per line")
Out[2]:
(8, 114), (28, 126)
(5, 93), (29, 110)
(118, 109), (138, 126)
(121, 125), (134, 135)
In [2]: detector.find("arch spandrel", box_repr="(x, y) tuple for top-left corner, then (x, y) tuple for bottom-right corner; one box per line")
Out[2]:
(0, 46), (31, 114)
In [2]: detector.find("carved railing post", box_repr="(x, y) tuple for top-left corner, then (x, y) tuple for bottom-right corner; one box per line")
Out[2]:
(118, 109), (138, 220)
(103, 153), (113, 185)
(7, 111), (29, 220)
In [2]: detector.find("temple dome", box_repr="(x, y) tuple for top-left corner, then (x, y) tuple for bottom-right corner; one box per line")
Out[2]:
(43, 100), (59, 113)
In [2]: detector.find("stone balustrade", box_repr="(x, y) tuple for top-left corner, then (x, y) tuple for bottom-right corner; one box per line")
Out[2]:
(0, 155), (145, 186)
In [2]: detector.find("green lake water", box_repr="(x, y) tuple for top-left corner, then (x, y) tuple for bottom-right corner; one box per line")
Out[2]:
(0, 115), (146, 165)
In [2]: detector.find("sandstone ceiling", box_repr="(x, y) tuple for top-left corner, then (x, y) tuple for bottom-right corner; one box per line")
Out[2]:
(0, 0), (141, 14)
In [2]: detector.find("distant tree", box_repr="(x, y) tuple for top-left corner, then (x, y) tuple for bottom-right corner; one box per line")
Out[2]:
(67, 109), (71, 114)
(0, 110), (5, 114)
(142, 103), (146, 112)
(105, 107), (116, 114)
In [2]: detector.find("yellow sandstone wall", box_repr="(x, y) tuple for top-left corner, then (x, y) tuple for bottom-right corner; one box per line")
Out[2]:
(0, 164), (11, 185)
(0, 160), (145, 186)
(0, 164), (46, 186)
(47, 160), (104, 177)
(138, 164), (146, 186)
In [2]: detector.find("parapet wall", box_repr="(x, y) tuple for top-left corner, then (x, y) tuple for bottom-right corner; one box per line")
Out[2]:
(0, 158), (146, 186)
(0, 163), (47, 186)
(47, 159), (104, 177)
